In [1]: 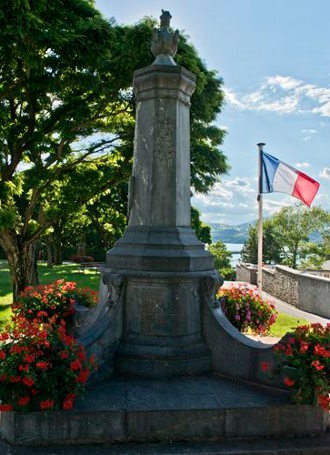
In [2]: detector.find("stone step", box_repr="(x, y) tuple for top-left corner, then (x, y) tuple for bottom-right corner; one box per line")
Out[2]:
(1, 436), (330, 454)
(1, 375), (329, 446)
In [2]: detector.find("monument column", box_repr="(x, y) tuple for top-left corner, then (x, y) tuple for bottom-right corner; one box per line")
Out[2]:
(103, 11), (220, 377)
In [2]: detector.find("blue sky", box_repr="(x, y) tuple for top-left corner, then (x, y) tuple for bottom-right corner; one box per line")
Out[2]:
(96, 0), (330, 225)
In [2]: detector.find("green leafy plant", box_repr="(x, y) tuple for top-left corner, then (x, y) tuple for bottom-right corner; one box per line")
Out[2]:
(12, 280), (98, 327)
(274, 323), (330, 410)
(217, 284), (278, 335)
(0, 317), (95, 412)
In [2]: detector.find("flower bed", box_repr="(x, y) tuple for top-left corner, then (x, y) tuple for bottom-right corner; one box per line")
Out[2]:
(0, 281), (97, 412)
(274, 323), (330, 411)
(12, 280), (97, 326)
(217, 283), (278, 335)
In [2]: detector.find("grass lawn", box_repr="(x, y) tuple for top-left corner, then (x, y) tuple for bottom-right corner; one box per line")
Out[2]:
(0, 260), (100, 331)
(0, 260), (310, 337)
(269, 312), (309, 338)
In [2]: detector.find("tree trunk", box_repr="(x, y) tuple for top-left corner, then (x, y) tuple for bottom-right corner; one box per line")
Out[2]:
(53, 241), (62, 265)
(0, 234), (39, 302)
(27, 241), (38, 285)
(46, 241), (53, 268)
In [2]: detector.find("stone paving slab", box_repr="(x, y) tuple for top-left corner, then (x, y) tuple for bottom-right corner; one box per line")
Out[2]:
(74, 375), (289, 412)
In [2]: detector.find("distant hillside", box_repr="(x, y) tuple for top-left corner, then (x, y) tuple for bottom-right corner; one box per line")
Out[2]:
(210, 221), (323, 244)
(210, 221), (256, 244)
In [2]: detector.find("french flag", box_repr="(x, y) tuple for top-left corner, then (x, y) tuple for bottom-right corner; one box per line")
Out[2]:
(261, 151), (320, 207)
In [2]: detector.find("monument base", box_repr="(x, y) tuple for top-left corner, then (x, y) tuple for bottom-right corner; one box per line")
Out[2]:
(116, 340), (211, 377)
(101, 225), (220, 378)
(1, 375), (329, 446)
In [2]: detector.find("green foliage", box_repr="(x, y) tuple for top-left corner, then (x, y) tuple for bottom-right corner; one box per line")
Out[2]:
(209, 240), (234, 279)
(0, 2), (229, 296)
(241, 220), (283, 265)
(271, 204), (329, 269)
(241, 205), (329, 269)
(191, 207), (212, 244)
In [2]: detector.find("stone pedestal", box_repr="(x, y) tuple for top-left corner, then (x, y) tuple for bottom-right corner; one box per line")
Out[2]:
(101, 63), (219, 377)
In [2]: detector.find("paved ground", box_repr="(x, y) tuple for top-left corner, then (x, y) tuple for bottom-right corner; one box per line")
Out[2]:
(1, 435), (330, 455)
(73, 374), (290, 412)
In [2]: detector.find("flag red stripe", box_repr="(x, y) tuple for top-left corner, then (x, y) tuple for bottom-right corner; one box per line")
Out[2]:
(292, 171), (320, 207)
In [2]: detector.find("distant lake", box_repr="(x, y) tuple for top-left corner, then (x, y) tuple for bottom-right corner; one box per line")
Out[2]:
(225, 243), (244, 267)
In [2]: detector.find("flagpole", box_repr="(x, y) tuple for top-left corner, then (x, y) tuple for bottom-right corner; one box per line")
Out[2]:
(257, 142), (265, 291)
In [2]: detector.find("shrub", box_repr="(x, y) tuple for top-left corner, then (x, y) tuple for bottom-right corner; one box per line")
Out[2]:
(217, 283), (278, 335)
(0, 317), (95, 412)
(12, 280), (98, 326)
(274, 323), (330, 410)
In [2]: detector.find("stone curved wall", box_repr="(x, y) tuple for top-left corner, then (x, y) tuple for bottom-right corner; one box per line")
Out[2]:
(202, 301), (283, 388)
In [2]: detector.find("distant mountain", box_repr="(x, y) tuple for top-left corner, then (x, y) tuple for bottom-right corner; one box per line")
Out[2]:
(209, 220), (323, 244)
(210, 221), (256, 244)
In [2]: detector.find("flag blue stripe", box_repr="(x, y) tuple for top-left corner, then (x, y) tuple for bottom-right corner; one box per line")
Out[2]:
(261, 151), (280, 193)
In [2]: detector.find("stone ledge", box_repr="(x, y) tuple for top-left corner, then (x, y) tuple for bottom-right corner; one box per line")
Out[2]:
(1, 375), (328, 446)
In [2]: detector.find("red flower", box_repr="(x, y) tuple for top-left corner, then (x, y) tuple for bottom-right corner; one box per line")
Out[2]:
(24, 354), (35, 364)
(18, 396), (30, 406)
(260, 361), (270, 373)
(31, 388), (38, 396)
(10, 376), (21, 383)
(318, 394), (330, 410)
(78, 349), (86, 362)
(283, 376), (295, 387)
(36, 361), (50, 370)
(23, 377), (34, 387)
(39, 399), (55, 410)
(311, 360), (324, 371)
(19, 364), (29, 372)
(299, 341), (309, 354)
(59, 350), (69, 360)
(0, 350), (6, 360)
(314, 344), (330, 358)
(0, 403), (13, 412)
(75, 369), (89, 384)
(285, 345), (293, 356)
(70, 359), (82, 371)
(63, 399), (73, 410)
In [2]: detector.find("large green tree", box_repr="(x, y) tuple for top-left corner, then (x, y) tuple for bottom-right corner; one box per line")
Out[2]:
(0, 2), (228, 300)
(241, 204), (329, 269)
(271, 204), (329, 269)
(241, 220), (283, 265)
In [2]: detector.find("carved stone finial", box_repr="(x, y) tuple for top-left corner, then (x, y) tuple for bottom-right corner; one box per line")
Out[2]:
(151, 10), (179, 66)
(160, 9), (172, 29)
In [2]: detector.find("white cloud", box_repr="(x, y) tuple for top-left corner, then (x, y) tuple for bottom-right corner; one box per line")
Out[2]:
(301, 129), (317, 134)
(303, 136), (311, 141)
(320, 167), (330, 180)
(226, 75), (330, 117)
(295, 162), (311, 168)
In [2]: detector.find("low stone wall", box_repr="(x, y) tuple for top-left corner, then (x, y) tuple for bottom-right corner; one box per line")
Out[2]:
(296, 272), (330, 318)
(236, 263), (257, 285)
(262, 266), (299, 307)
(262, 265), (330, 319)
(236, 263), (330, 319)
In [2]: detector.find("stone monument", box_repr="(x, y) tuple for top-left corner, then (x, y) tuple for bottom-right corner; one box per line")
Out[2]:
(102, 9), (219, 377)
(1, 11), (328, 449)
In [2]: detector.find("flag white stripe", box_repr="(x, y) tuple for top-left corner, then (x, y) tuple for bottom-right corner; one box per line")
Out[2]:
(272, 162), (298, 194)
